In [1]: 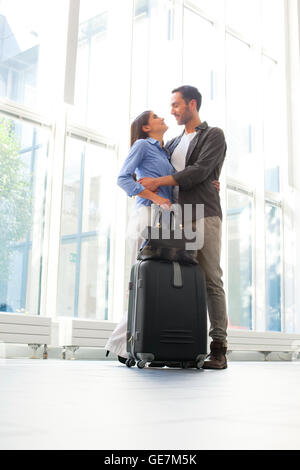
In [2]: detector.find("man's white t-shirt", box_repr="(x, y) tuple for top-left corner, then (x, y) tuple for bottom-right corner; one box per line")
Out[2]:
(171, 131), (196, 201)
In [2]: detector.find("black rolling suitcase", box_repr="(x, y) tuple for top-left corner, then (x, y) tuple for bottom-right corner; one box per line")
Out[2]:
(126, 259), (207, 369)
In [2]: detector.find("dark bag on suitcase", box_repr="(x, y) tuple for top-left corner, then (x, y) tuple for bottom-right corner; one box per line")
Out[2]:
(126, 259), (207, 369)
(137, 210), (198, 265)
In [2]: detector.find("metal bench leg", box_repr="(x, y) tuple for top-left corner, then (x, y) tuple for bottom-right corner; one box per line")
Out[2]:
(28, 344), (41, 359)
(43, 344), (48, 359)
(61, 346), (79, 360)
(260, 351), (271, 361)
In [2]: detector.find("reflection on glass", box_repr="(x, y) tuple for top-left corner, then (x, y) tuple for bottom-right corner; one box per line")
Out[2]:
(0, 0), (67, 110)
(265, 203), (282, 331)
(0, 116), (49, 314)
(227, 190), (253, 329)
(226, 34), (255, 183)
(263, 56), (280, 193)
(0, 0), (39, 106)
(58, 137), (115, 319)
(183, 9), (215, 121)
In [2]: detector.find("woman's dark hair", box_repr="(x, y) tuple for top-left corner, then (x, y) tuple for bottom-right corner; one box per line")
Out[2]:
(172, 85), (202, 111)
(130, 110), (151, 147)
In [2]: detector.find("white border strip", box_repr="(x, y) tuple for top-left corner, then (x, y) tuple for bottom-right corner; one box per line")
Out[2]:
(64, 0), (80, 105)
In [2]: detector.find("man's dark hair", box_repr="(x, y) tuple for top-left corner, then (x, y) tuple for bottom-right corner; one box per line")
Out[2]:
(172, 85), (202, 111)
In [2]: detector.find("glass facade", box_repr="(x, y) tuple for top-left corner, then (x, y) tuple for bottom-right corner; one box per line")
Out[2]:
(265, 203), (282, 331)
(0, 115), (49, 314)
(224, 0), (286, 331)
(227, 190), (253, 330)
(226, 0), (260, 39)
(225, 34), (255, 184)
(183, 8), (215, 122)
(71, 1), (110, 131)
(263, 55), (281, 193)
(0, 0), (297, 336)
(57, 137), (115, 319)
(0, 0), (67, 112)
(0, 0), (40, 107)
(131, 0), (179, 138)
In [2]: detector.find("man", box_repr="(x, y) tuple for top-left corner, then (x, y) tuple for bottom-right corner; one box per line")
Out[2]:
(139, 85), (228, 369)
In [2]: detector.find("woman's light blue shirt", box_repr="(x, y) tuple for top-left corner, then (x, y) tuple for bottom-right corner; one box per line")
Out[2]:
(117, 138), (175, 207)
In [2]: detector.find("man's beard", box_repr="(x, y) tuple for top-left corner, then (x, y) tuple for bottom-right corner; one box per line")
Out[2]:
(178, 108), (193, 125)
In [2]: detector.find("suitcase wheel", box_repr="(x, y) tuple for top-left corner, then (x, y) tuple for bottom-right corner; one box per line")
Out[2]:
(196, 359), (205, 369)
(137, 360), (147, 369)
(125, 358), (136, 368)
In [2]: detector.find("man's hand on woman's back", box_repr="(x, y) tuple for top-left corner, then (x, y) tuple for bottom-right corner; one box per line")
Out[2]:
(213, 180), (220, 192)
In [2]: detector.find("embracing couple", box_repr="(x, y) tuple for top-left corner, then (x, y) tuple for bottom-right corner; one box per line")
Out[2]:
(106, 85), (228, 370)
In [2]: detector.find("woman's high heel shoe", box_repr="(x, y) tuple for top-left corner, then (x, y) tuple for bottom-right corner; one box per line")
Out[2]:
(117, 355), (127, 364)
(106, 350), (127, 364)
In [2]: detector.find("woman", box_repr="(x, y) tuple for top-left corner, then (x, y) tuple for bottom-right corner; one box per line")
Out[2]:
(105, 110), (173, 363)
(105, 110), (219, 363)
(117, 110), (174, 267)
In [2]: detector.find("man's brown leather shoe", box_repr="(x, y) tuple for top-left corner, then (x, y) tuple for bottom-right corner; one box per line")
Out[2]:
(202, 341), (227, 369)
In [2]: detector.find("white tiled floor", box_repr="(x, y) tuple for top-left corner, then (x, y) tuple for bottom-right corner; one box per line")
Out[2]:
(0, 359), (299, 450)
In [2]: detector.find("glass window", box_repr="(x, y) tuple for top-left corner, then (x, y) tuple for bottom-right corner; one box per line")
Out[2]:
(57, 242), (77, 317)
(265, 203), (282, 331)
(227, 189), (253, 329)
(187, 0), (220, 17)
(60, 138), (82, 237)
(262, 55), (281, 193)
(131, 0), (175, 126)
(131, 0), (150, 117)
(225, 0), (260, 40)
(0, 0), (292, 337)
(225, 34), (256, 184)
(0, 0), (67, 111)
(261, 0), (284, 58)
(72, 0), (130, 137)
(57, 137), (116, 320)
(82, 143), (113, 233)
(72, 0), (108, 129)
(183, 8), (216, 121)
(0, 115), (49, 314)
(78, 236), (110, 319)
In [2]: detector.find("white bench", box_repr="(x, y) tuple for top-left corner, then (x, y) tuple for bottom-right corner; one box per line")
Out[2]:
(57, 320), (300, 360)
(58, 318), (115, 359)
(0, 312), (51, 358)
(227, 329), (300, 360)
